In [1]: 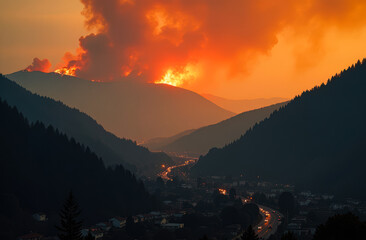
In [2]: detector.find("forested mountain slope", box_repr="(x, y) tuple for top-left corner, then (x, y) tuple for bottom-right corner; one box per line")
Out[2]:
(151, 102), (287, 155)
(0, 75), (172, 174)
(0, 99), (157, 238)
(192, 59), (366, 199)
(6, 71), (233, 140)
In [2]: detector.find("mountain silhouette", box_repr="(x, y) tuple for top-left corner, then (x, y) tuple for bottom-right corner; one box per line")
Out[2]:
(192, 59), (366, 199)
(144, 102), (287, 155)
(6, 71), (234, 140)
(0, 75), (172, 175)
(0, 98), (156, 230)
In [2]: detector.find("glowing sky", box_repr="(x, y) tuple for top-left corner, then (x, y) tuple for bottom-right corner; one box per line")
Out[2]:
(1, 0), (366, 99)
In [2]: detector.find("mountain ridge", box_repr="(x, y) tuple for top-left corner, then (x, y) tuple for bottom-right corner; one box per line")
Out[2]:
(6, 71), (234, 140)
(191, 59), (366, 199)
(0, 74), (172, 175)
(145, 101), (288, 155)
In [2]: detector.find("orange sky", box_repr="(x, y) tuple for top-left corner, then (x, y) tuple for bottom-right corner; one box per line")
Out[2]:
(1, 0), (366, 99)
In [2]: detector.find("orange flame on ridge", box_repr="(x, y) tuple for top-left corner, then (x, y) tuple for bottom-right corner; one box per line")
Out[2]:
(54, 66), (78, 76)
(155, 64), (199, 87)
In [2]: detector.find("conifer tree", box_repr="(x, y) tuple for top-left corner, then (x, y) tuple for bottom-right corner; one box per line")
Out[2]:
(242, 225), (259, 240)
(56, 191), (83, 240)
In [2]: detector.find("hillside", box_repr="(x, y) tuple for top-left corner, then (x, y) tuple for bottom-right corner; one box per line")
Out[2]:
(0, 99), (157, 238)
(6, 71), (234, 140)
(192, 59), (366, 199)
(145, 102), (287, 155)
(202, 94), (288, 113)
(143, 128), (196, 152)
(0, 75), (172, 175)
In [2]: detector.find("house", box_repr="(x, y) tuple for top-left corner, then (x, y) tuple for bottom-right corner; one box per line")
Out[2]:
(109, 217), (126, 228)
(161, 223), (184, 230)
(132, 216), (139, 223)
(32, 213), (47, 222)
(18, 233), (43, 240)
(96, 222), (112, 232)
(81, 227), (104, 239)
(89, 228), (104, 239)
(81, 228), (90, 237)
(137, 214), (145, 222)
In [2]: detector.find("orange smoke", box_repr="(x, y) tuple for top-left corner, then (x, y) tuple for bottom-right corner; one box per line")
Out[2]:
(25, 58), (51, 72)
(32, 0), (366, 90)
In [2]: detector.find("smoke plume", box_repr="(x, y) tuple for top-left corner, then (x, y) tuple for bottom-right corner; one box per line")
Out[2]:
(25, 58), (51, 72)
(49, 0), (366, 86)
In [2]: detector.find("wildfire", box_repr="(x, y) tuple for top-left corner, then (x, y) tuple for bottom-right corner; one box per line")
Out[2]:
(54, 67), (78, 76)
(218, 188), (227, 195)
(155, 64), (199, 87)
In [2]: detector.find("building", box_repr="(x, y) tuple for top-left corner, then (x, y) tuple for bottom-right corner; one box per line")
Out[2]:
(89, 228), (103, 239)
(96, 222), (112, 232)
(109, 217), (126, 228)
(32, 213), (47, 222)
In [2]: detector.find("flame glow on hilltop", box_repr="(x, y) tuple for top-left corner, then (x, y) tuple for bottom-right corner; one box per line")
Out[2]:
(54, 66), (78, 76)
(155, 64), (199, 87)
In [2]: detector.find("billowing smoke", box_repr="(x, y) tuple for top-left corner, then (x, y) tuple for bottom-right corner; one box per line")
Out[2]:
(25, 58), (51, 72)
(52, 0), (366, 85)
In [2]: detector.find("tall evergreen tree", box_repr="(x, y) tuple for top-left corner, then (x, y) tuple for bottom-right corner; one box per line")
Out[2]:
(242, 225), (259, 240)
(56, 192), (83, 240)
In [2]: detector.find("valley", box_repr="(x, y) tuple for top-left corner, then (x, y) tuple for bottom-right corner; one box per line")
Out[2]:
(2, 1), (366, 238)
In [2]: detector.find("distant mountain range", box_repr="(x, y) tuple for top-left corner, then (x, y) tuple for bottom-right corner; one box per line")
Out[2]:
(144, 102), (287, 155)
(192, 59), (366, 199)
(0, 75), (172, 175)
(6, 71), (234, 140)
(0, 98), (156, 239)
(201, 93), (288, 113)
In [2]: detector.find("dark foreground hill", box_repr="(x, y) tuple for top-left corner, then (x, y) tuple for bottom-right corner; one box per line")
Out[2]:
(6, 71), (233, 140)
(192, 59), (366, 199)
(0, 99), (157, 238)
(146, 102), (287, 155)
(0, 75), (172, 175)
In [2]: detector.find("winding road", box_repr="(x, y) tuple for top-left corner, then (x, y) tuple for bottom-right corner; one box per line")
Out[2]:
(158, 159), (196, 181)
(256, 205), (283, 239)
(234, 203), (283, 240)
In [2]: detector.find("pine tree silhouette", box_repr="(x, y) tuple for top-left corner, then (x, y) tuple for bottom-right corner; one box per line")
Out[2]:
(56, 191), (83, 240)
(242, 225), (259, 240)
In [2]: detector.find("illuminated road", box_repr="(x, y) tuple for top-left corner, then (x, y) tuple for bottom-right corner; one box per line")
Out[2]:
(256, 205), (283, 239)
(234, 204), (283, 240)
(158, 159), (196, 181)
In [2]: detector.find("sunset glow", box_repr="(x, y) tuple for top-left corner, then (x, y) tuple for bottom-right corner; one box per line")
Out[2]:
(3, 0), (366, 99)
